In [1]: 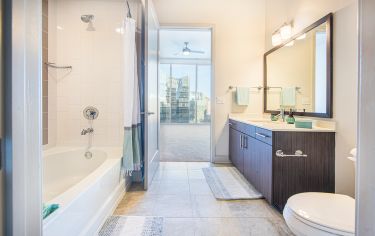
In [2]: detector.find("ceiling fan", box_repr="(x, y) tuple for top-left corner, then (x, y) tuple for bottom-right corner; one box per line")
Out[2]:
(175, 42), (204, 56)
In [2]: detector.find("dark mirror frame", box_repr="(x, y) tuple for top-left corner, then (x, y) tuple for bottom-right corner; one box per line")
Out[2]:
(263, 13), (333, 118)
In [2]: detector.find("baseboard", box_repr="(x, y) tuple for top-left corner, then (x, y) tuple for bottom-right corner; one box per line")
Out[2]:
(213, 155), (231, 164)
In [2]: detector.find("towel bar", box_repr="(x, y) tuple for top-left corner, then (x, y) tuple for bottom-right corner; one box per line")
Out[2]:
(228, 85), (263, 91)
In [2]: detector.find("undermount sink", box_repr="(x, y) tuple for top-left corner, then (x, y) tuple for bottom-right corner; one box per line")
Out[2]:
(249, 120), (294, 129)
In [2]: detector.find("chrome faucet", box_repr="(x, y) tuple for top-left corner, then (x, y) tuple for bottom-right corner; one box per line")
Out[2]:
(280, 107), (286, 122)
(81, 128), (94, 135)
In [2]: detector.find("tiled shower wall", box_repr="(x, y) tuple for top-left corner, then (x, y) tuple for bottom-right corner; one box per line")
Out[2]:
(48, 0), (135, 146)
(42, 0), (48, 144)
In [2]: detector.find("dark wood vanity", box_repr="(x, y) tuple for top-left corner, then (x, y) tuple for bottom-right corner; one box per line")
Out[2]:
(229, 118), (335, 211)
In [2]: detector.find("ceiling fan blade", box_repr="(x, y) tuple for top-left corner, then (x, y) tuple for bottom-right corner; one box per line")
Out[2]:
(190, 50), (205, 54)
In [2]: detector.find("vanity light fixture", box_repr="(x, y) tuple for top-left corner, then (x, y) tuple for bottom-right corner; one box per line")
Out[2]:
(285, 40), (295, 47)
(272, 32), (282, 46)
(271, 22), (293, 46)
(296, 33), (306, 40)
(280, 23), (292, 40)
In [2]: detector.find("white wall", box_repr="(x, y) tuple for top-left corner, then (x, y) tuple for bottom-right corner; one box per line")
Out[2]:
(266, 0), (358, 196)
(154, 0), (266, 162)
(49, 0), (127, 147)
(265, 0), (354, 50)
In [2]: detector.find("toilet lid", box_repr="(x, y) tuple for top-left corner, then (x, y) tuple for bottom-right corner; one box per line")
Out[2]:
(286, 192), (355, 234)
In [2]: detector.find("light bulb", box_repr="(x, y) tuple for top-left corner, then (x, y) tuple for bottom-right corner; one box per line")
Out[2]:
(280, 24), (292, 40)
(297, 33), (306, 40)
(286, 40), (295, 47)
(183, 51), (190, 56)
(272, 33), (282, 46)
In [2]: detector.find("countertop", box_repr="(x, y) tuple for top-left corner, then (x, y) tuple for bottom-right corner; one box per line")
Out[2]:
(229, 115), (336, 132)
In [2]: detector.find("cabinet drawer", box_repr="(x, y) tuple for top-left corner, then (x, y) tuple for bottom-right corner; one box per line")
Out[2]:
(255, 127), (272, 145)
(229, 119), (255, 137)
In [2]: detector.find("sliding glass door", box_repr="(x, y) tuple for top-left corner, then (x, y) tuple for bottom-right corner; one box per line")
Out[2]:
(159, 63), (211, 162)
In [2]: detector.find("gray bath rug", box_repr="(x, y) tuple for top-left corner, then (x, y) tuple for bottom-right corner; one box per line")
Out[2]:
(203, 167), (263, 200)
(99, 216), (163, 236)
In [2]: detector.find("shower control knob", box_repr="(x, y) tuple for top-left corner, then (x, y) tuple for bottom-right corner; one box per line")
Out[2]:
(83, 106), (99, 120)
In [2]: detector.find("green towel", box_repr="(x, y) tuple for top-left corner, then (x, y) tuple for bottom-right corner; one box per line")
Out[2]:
(43, 203), (59, 219)
(281, 87), (296, 107)
(236, 87), (249, 106)
(122, 124), (142, 176)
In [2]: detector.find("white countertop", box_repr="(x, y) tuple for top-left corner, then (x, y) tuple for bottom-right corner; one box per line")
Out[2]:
(229, 115), (336, 132)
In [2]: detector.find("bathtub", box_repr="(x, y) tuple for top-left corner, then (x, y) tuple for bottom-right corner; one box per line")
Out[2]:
(43, 147), (130, 236)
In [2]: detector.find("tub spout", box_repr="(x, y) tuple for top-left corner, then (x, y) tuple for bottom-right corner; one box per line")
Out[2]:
(81, 128), (94, 135)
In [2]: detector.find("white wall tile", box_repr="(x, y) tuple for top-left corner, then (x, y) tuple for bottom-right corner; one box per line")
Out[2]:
(51, 0), (126, 147)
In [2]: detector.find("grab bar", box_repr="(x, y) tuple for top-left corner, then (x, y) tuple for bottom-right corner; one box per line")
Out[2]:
(45, 62), (72, 69)
(276, 150), (308, 158)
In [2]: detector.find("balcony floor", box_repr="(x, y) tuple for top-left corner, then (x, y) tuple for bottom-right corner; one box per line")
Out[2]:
(160, 124), (210, 162)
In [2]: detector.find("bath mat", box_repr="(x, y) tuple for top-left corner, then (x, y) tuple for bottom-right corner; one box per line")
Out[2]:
(202, 167), (263, 200)
(99, 216), (163, 236)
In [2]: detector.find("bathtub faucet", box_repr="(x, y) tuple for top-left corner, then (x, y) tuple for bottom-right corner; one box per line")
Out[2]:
(81, 128), (94, 135)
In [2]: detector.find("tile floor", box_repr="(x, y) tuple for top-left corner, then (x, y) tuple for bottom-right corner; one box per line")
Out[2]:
(114, 162), (293, 236)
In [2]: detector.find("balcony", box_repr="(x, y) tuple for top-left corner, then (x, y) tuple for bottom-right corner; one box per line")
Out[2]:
(160, 123), (210, 162)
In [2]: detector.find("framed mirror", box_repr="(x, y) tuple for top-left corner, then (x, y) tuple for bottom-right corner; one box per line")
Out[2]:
(264, 13), (333, 118)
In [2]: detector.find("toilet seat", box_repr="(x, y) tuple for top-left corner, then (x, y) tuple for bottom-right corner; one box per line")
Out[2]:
(283, 192), (355, 236)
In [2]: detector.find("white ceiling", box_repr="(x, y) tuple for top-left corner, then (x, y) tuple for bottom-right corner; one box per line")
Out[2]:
(159, 29), (211, 60)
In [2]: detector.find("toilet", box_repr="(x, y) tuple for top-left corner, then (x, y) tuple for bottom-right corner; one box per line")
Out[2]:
(283, 149), (356, 236)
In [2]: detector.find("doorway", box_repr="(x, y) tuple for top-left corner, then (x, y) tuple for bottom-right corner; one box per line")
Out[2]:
(159, 28), (212, 162)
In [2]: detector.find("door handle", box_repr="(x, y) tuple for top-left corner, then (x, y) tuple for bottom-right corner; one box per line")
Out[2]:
(141, 112), (155, 116)
(255, 132), (268, 138)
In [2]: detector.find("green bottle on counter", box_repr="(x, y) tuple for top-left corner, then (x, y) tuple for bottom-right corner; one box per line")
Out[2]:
(286, 109), (295, 124)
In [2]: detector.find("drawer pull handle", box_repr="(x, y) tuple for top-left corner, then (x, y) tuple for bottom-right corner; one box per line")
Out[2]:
(276, 150), (308, 158)
(255, 132), (268, 138)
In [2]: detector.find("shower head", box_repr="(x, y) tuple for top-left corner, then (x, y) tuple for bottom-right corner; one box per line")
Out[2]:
(81, 15), (96, 31)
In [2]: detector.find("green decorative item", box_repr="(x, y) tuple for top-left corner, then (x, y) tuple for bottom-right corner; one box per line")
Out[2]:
(286, 109), (295, 124)
(286, 115), (295, 124)
(43, 203), (59, 219)
(295, 120), (313, 129)
(270, 114), (279, 121)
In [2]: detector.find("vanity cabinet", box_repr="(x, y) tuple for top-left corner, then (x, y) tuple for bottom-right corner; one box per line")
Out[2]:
(229, 119), (335, 211)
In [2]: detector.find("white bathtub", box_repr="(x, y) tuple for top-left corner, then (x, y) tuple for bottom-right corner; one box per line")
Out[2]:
(43, 147), (129, 236)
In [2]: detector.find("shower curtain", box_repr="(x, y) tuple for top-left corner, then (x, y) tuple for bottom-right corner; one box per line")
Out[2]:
(122, 17), (142, 176)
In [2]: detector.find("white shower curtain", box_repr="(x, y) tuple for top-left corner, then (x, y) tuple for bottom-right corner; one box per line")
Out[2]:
(123, 17), (142, 176)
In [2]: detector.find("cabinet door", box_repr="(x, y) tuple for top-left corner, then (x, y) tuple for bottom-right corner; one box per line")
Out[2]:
(229, 128), (243, 173)
(243, 135), (255, 185)
(248, 138), (272, 203)
(257, 140), (272, 203)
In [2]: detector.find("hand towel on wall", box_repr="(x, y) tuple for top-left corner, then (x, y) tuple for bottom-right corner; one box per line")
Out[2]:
(236, 87), (249, 106)
(281, 87), (296, 107)
(123, 17), (142, 176)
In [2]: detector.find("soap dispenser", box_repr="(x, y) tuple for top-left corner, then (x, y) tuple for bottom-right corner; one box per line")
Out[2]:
(286, 109), (295, 124)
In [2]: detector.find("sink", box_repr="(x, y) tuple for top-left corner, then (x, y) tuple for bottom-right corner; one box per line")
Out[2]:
(247, 119), (319, 131)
